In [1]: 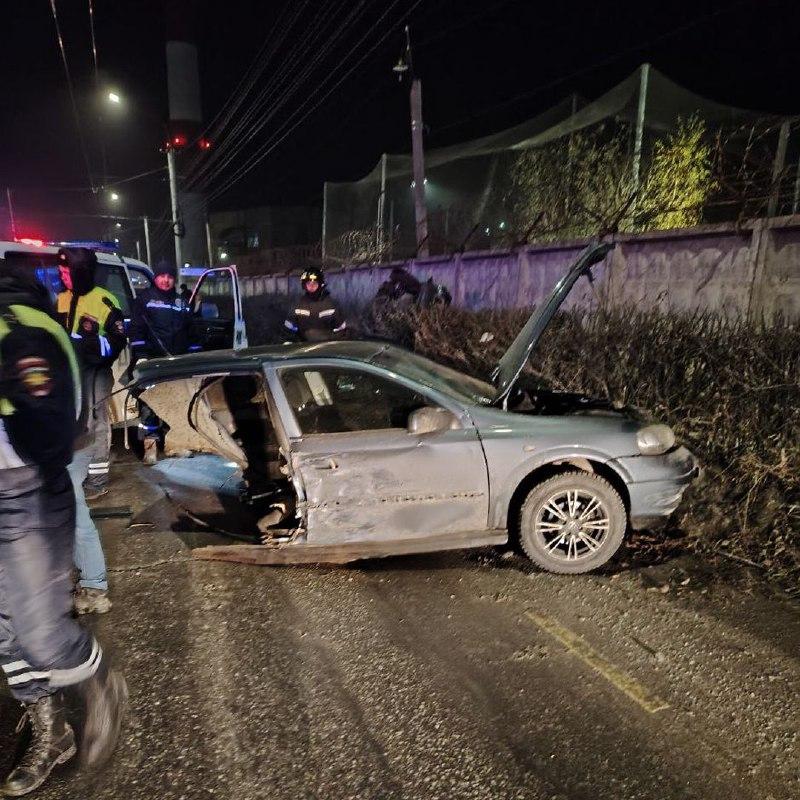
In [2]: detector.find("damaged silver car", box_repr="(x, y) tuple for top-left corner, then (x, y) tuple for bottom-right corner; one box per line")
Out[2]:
(130, 242), (699, 574)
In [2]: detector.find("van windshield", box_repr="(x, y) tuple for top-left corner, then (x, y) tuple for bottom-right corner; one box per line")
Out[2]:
(2, 251), (133, 317)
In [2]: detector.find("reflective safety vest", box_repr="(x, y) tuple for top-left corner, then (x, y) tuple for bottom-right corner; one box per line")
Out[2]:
(0, 304), (81, 419)
(56, 286), (121, 337)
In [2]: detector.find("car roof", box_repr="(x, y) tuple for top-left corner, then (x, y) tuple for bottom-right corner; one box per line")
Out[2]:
(0, 240), (152, 274)
(132, 340), (402, 384)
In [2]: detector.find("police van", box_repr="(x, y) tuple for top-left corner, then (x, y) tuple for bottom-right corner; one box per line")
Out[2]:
(0, 239), (246, 428)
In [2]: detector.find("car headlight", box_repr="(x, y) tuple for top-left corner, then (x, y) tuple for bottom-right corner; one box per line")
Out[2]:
(636, 424), (675, 456)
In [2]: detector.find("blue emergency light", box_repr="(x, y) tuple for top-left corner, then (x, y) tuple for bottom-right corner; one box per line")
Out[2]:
(50, 240), (121, 254)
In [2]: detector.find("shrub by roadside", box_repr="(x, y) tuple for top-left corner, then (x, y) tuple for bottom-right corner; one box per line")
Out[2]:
(244, 294), (800, 590)
(406, 305), (800, 590)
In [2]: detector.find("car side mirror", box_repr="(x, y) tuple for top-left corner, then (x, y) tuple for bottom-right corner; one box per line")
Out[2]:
(407, 406), (459, 435)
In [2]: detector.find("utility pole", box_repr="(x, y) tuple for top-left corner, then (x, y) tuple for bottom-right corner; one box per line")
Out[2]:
(5, 188), (16, 240)
(321, 182), (328, 263)
(632, 63), (650, 193)
(376, 153), (388, 257)
(205, 218), (214, 266)
(143, 215), (152, 264)
(768, 119), (790, 217)
(167, 147), (183, 269)
(394, 26), (429, 257)
(165, 0), (206, 267)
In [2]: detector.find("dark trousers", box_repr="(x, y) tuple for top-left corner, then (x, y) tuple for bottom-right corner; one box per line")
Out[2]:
(0, 466), (100, 704)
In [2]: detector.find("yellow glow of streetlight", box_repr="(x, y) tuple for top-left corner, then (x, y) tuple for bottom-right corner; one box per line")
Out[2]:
(110, 192), (120, 202)
(108, 91), (121, 104)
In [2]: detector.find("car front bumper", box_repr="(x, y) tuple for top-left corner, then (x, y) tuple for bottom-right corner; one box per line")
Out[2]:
(611, 446), (701, 530)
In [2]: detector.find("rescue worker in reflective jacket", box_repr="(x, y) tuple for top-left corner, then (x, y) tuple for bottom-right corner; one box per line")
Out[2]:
(56, 248), (126, 616)
(0, 263), (127, 796)
(56, 248), (127, 500)
(283, 269), (347, 342)
(127, 261), (195, 462)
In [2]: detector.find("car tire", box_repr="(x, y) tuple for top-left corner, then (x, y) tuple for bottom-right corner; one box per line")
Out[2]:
(518, 471), (626, 574)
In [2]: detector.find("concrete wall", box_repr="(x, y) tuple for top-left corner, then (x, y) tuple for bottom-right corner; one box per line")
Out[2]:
(238, 215), (800, 322)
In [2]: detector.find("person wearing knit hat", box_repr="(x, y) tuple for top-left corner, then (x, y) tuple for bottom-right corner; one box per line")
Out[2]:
(127, 260), (196, 464)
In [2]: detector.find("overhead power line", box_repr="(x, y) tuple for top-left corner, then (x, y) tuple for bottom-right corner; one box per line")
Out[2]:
(207, 0), (427, 202)
(181, 0), (316, 186)
(7, 165), (168, 194)
(194, 0), (307, 146)
(104, 166), (168, 188)
(184, 0), (353, 191)
(88, 0), (99, 83)
(48, 0), (96, 193)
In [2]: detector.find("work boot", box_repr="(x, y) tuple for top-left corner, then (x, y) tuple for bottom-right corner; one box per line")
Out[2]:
(80, 669), (128, 771)
(142, 437), (158, 466)
(1, 695), (76, 797)
(73, 588), (112, 616)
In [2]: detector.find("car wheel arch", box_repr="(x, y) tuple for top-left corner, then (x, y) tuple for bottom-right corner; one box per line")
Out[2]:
(504, 458), (631, 544)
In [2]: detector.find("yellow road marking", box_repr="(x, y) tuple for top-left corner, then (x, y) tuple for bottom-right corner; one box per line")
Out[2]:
(525, 611), (670, 714)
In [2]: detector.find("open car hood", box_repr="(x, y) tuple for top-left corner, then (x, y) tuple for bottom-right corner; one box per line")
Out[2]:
(491, 241), (614, 405)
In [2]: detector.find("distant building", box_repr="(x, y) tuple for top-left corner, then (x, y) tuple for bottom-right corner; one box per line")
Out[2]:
(209, 205), (321, 275)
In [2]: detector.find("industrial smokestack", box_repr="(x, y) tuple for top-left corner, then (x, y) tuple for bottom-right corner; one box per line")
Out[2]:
(165, 0), (207, 266)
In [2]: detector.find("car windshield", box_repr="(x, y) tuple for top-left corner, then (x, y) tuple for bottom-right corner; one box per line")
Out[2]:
(371, 347), (495, 406)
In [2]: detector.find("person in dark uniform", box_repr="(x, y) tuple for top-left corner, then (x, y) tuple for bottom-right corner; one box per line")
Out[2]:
(0, 264), (127, 796)
(127, 261), (196, 463)
(283, 269), (347, 342)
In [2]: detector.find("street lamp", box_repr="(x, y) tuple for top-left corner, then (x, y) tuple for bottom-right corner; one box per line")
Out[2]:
(107, 91), (121, 105)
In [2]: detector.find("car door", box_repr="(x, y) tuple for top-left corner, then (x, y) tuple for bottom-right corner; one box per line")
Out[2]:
(189, 266), (248, 351)
(275, 363), (490, 544)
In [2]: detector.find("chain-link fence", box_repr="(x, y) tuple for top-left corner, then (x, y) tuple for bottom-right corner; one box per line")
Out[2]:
(324, 65), (795, 264)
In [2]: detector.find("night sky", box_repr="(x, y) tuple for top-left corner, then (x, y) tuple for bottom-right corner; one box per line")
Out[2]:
(1, 0), (797, 243)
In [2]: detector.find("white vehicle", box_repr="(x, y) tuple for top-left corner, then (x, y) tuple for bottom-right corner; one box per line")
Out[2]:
(0, 239), (246, 428)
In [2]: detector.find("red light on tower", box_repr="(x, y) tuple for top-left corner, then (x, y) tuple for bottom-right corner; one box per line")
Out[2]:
(172, 134), (187, 148)
(198, 137), (212, 151)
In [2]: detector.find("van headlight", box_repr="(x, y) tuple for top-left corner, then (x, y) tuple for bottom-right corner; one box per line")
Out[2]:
(636, 424), (675, 456)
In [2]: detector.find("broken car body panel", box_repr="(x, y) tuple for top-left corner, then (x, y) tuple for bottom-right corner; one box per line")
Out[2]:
(290, 425), (489, 544)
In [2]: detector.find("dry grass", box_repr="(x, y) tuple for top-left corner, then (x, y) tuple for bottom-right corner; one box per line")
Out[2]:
(246, 294), (800, 588)
(406, 305), (800, 586)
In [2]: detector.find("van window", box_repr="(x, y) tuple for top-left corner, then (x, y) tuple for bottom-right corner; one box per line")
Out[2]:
(101, 264), (134, 317)
(1, 251), (134, 317)
(128, 267), (152, 293)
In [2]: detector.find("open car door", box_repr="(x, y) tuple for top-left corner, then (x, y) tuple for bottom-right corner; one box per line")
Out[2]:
(189, 266), (248, 351)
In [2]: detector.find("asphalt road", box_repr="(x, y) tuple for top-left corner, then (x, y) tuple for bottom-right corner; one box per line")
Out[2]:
(1, 453), (798, 800)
